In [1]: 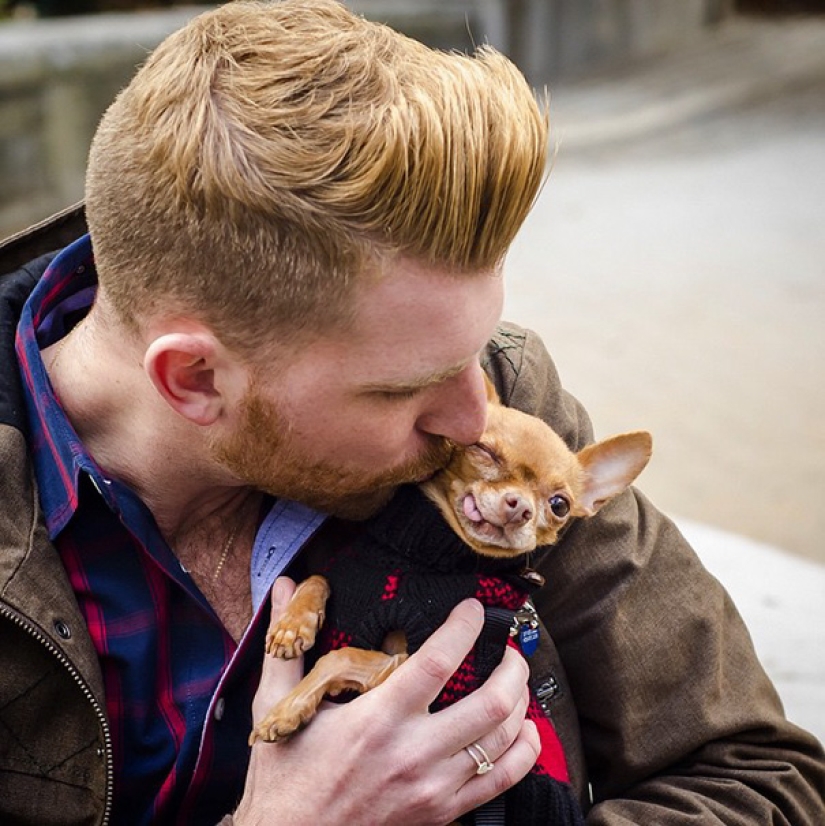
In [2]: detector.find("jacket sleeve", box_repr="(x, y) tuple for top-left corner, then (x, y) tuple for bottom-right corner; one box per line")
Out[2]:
(485, 322), (825, 824)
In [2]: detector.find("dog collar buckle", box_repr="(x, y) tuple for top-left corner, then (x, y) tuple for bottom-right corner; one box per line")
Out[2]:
(510, 600), (541, 656)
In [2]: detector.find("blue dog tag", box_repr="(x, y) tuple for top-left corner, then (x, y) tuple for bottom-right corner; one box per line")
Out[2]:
(510, 601), (541, 657)
(519, 624), (540, 656)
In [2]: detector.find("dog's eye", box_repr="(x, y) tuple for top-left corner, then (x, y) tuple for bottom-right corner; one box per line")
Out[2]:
(549, 495), (570, 518)
(470, 443), (499, 463)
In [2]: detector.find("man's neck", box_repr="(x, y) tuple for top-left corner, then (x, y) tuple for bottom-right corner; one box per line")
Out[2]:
(43, 309), (250, 542)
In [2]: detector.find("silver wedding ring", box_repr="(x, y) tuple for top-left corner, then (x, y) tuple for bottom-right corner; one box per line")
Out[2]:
(465, 742), (494, 775)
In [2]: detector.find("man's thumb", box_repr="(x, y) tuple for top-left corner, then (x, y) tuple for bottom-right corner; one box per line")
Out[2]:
(252, 577), (303, 721)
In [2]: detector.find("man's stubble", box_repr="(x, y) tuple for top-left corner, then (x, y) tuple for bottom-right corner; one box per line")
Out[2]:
(210, 387), (454, 519)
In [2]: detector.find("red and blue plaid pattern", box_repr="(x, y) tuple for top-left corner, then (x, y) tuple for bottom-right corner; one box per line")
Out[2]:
(15, 236), (265, 824)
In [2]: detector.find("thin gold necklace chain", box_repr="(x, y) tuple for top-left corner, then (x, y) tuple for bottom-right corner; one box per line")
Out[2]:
(212, 517), (243, 583)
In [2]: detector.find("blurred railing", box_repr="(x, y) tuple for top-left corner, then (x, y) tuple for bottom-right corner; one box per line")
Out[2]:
(0, 7), (200, 237)
(0, 1), (731, 239)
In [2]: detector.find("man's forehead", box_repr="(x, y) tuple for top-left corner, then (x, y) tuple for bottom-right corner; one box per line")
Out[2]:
(278, 259), (503, 385)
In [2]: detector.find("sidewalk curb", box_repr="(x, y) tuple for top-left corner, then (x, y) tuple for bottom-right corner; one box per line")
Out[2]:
(550, 17), (825, 150)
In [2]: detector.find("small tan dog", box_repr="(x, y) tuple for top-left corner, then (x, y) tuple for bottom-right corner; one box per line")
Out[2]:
(250, 379), (651, 745)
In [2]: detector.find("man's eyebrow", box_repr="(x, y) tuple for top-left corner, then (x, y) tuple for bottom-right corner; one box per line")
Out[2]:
(360, 360), (472, 393)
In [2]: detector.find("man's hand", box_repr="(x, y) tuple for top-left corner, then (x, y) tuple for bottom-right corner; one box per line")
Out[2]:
(234, 577), (540, 825)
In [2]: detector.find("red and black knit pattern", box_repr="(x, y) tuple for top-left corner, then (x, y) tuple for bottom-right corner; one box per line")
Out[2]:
(312, 486), (584, 826)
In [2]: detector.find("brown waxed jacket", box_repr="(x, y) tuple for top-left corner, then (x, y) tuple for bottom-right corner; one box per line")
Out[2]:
(1, 206), (824, 824)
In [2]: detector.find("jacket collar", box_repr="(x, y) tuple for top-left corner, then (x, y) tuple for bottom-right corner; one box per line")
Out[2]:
(0, 211), (104, 702)
(0, 256), (51, 431)
(1, 202), (88, 431)
(0, 201), (87, 273)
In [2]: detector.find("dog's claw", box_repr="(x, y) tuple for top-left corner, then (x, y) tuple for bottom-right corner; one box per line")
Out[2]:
(250, 700), (315, 744)
(266, 622), (317, 659)
(264, 575), (330, 659)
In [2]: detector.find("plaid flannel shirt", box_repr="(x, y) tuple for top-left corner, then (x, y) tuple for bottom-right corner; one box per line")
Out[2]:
(15, 236), (283, 824)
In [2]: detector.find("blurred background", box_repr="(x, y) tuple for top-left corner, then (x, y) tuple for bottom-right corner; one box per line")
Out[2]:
(2, 1), (824, 739)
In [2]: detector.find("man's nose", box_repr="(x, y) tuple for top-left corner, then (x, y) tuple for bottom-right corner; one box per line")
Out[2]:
(416, 364), (488, 446)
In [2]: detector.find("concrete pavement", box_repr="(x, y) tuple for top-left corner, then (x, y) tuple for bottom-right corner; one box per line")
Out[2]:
(503, 16), (825, 744)
(680, 519), (825, 745)
(548, 16), (825, 151)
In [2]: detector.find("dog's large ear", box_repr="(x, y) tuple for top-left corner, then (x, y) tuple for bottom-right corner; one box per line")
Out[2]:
(575, 431), (652, 516)
(483, 372), (501, 404)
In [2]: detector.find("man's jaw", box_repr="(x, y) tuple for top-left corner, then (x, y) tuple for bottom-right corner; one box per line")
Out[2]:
(293, 441), (455, 520)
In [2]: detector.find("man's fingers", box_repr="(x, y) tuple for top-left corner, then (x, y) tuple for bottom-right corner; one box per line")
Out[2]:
(270, 576), (297, 614)
(449, 718), (541, 816)
(385, 598), (485, 712)
(436, 645), (531, 753)
(252, 577), (304, 722)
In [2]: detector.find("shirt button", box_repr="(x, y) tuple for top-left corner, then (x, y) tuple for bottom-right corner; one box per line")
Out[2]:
(214, 697), (226, 721)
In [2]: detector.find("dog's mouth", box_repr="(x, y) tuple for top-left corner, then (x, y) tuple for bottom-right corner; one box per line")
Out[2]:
(457, 493), (535, 555)
(462, 493), (486, 523)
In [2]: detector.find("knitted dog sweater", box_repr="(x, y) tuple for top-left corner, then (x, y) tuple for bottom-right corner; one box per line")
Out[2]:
(312, 485), (585, 826)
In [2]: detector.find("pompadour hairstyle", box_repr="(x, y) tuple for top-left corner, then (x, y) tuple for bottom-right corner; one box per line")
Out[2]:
(85, 0), (548, 353)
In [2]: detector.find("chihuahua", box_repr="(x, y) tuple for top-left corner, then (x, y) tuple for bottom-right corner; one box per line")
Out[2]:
(249, 378), (652, 749)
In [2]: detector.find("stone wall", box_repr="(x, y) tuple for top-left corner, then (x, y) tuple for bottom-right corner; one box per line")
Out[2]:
(507, 0), (734, 83)
(0, 7), (201, 237)
(0, 1), (732, 239)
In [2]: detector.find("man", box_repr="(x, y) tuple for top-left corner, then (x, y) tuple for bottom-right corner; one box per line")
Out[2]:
(0, 1), (822, 824)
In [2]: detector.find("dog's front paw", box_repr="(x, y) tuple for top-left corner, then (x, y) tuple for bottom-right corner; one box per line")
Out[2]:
(265, 608), (324, 659)
(265, 575), (330, 659)
(249, 698), (317, 745)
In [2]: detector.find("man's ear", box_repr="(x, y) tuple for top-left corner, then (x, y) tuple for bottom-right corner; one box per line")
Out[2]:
(574, 431), (653, 516)
(144, 332), (235, 426)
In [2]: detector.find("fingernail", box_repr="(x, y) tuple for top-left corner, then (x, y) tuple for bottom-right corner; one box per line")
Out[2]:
(271, 577), (290, 608)
(461, 598), (484, 618)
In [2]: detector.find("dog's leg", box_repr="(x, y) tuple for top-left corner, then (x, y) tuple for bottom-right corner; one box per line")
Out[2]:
(266, 574), (331, 659)
(250, 646), (408, 744)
